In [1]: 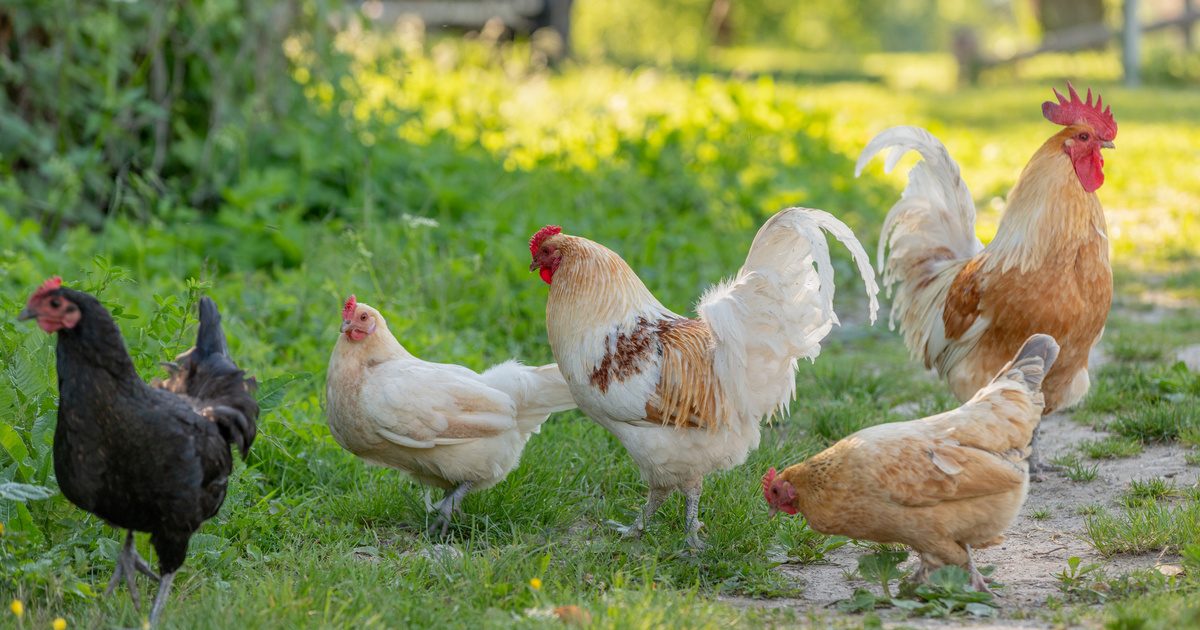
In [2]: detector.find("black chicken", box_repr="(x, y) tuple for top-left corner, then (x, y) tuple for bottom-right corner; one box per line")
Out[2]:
(18, 277), (258, 625)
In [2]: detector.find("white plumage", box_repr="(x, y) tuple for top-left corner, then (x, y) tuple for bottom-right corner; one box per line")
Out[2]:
(700, 208), (880, 423)
(533, 207), (879, 547)
(326, 301), (576, 535)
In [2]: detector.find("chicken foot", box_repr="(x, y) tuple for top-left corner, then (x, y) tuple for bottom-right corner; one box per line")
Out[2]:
(148, 570), (176, 627)
(427, 482), (473, 538)
(104, 530), (161, 611)
(609, 487), (667, 539)
(965, 545), (996, 595)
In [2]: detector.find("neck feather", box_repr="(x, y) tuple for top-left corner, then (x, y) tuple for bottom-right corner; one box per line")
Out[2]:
(547, 238), (670, 330)
(984, 135), (1107, 274)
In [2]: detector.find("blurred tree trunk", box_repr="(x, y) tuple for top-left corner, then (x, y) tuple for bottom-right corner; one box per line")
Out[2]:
(1185, 0), (1195, 51)
(1035, 0), (1107, 43)
(707, 0), (733, 46)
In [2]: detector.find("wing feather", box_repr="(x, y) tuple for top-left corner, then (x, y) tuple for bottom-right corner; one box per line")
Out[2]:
(360, 362), (518, 449)
(878, 437), (1025, 508)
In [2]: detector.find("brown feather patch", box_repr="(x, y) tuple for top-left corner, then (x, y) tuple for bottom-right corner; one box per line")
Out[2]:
(943, 257), (984, 340)
(589, 316), (725, 430)
(589, 317), (656, 393)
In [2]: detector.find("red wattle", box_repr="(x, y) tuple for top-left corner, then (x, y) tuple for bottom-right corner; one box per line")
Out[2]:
(539, 267), (554, 284)
(1074, 149), (1105, 193)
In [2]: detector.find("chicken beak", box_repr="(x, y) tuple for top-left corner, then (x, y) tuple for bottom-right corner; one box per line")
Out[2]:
(1101, 140), (1115, 149)
(768, 506), (779, 520)
(339, 320), (351, 333)
(17, 306), (36, 322)
(529, 260), (540, 272)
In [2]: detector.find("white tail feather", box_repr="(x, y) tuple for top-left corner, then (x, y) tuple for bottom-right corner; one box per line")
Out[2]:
(479, 361), (576, 434)
(856, 126), (984, 364)
(698, 208), (879, 423)
(857, 126), (982, 275)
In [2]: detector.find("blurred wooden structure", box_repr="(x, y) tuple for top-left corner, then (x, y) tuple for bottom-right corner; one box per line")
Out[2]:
(955, 0), (1200, 87)
(366, 0), (573, 57)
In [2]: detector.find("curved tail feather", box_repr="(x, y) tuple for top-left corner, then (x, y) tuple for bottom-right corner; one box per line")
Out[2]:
(479, 361), (576, 435)
(195, 297), (230, 358)
(698, 207), (879, 423)
(156, 297), (259, 457)
(857, 126), (984, 366)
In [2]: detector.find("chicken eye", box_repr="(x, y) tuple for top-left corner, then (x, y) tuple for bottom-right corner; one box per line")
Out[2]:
(50, 298), (61, 308)
(359, 314), (367, 321)
(1078, 132), (1090, 141)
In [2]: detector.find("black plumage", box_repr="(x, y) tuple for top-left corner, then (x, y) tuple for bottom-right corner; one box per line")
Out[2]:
(19, 280), (258, 625)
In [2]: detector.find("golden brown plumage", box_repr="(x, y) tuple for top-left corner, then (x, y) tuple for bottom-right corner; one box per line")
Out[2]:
(858, 85), (1116, 470)
(764, 334), (1060, 592)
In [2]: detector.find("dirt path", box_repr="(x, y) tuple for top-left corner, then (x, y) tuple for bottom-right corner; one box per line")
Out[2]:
(725, 346), (1199, 628)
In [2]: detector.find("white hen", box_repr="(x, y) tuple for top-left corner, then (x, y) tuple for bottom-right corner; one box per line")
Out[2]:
(326, 295), (576, 535)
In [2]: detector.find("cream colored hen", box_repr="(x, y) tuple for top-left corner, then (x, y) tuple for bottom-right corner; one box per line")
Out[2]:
(326, 295), (576, 536)
(763, 334), (1060, 592)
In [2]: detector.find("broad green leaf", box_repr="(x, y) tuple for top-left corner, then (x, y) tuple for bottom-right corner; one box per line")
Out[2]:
(0, 423), (33, 478)
(257, 372), (312, 412)
(0, 481), (55, 501)
(965, 602), (997, 617)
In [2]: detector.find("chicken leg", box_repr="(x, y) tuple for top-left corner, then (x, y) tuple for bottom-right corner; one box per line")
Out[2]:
(427, 482), (473, 537)
(104, 531), (160, 610)
(148, 570), (176, 626)
(1027, 424), (1060, 481)
(609, 486), (668, 539)
(683, 484), (706, 550)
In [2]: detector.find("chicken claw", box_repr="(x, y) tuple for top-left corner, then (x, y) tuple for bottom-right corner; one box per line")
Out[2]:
(104, 531), (161, 612)
(609, 487), (668, 540)
(965, 545), (997, 596)
(148, 571), (176, 626)
(1027, 426), (1062, 482)
(427, 482), (473, 538)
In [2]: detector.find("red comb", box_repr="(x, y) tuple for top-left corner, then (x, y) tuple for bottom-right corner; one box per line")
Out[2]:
(29, 276), (63, 303)
(762, 467), (777, 496)
(1042, 82), (1117, 141)
(529, 225), (562, 255)
(342, 295), (356, 321)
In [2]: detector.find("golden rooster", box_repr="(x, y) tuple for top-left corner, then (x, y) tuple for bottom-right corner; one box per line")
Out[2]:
(856, 83), (1115, 472)
(764, 334), (1060, 593)
(529, 208), (879, 548)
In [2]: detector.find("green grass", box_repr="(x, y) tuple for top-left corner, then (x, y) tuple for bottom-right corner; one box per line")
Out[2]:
(1076, 436), (1144, 460)
(1050, 455), (1100, 483)
(1084, 502), (1200, 556)
(1030, 508), (1052, 521)
(1082, 481), (1200, 560)
(1, 33), (1199, 628)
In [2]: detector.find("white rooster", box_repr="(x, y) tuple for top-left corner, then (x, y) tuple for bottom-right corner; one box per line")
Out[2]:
(529, 209), (879, 547)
